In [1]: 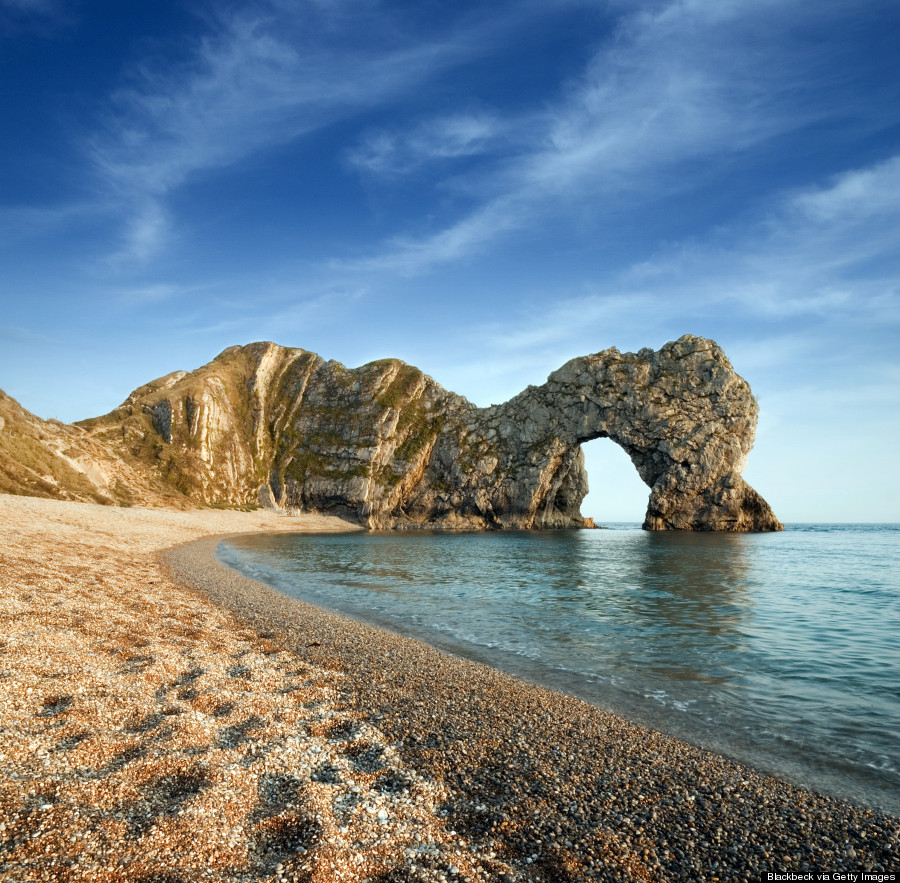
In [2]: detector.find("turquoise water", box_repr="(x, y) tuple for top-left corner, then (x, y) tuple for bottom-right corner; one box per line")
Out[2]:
(219, 524), (900, 815)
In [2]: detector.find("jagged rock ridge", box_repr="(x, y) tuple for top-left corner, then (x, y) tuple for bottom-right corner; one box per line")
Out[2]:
(70, 336), (781, 531)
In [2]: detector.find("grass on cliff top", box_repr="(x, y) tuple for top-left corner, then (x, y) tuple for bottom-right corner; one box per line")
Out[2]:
(375, 364), (424, 410)
(0, 430), (115, 504)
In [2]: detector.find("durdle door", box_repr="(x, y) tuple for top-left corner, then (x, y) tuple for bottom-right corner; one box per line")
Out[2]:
(536, 335), (782, 531)
(378, 333), (781, 531)
(64, 335), (781, 532)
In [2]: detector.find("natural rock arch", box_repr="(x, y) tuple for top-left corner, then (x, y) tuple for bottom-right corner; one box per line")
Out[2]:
(386, 335), (781, 531)
(576, 437), (650, 523)
(82, 335), (782, 531)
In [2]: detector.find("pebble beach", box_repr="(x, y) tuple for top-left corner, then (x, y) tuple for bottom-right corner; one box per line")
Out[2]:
(1, 494), (898, 882)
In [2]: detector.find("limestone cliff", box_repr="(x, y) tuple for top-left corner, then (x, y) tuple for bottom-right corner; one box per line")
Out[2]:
(0, 388), (183, 506)
(73, 336), (781, 531)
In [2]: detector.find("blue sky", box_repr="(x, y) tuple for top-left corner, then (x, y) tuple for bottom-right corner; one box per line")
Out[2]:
(1, 0), (898, 522)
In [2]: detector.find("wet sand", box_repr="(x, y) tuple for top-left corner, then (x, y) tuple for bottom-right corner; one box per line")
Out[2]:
(1, 495), (897, 882)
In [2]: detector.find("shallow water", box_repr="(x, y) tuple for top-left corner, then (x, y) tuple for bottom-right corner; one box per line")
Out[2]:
(219, 524), (900, 815)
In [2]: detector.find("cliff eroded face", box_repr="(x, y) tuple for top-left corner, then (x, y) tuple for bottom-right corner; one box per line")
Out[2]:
(69, 336), (780, 531)
(0, 389), (184, 507)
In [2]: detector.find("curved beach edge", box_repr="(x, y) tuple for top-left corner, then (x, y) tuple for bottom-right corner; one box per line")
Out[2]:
(1, 494), (896, 881)
(164, 532), (900, 880)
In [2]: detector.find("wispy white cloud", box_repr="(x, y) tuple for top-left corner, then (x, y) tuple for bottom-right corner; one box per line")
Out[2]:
(338, 196), (524, 276)
(623, 153), (900, 318)
(780, 155), (900, 290)
(114, 201), (169, 264)
(421, 150), (900, 405)
(130, 138), (898, 402)
(347, 110), (509, 176)
(88, 1), (536, 264)
(483, 148), (900, 365)
(0, 202), (94, 243)
(344, 0), (891, 277)
(471, 292), (663, 357)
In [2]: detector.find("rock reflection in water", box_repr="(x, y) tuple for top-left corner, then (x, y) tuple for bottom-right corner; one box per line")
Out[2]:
(633, 531), (753, 683)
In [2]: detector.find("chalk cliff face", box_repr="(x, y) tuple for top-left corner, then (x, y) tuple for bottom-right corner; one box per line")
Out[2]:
(74, 336), (781, 531)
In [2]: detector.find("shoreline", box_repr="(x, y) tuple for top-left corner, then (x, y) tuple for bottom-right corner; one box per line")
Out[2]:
(215, 524), (900, 821)
(1, 496), (897, 881)
(214, 528), (899, 820)
(167, 534), (900, 880)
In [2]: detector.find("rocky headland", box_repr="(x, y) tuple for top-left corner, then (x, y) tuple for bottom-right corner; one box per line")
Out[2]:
(2, 335), (781, 531)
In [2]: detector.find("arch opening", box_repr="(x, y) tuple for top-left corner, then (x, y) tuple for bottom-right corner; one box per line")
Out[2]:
(579, 437), (650, 526)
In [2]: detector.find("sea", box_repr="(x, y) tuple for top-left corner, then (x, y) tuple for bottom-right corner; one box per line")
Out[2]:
(218, 523), (900, 816)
